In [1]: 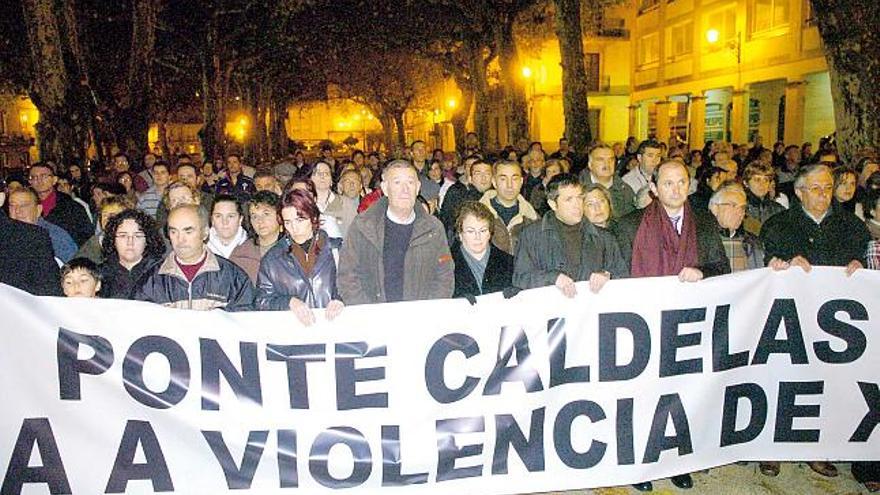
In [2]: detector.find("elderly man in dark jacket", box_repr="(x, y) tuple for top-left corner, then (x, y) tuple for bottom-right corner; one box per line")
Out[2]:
(762, 163), (870, 273)
(338, 161), (454, 305)
(760, 163), (871, 481)
(135, 205), (253, 311)
(514, 174), (628, 296)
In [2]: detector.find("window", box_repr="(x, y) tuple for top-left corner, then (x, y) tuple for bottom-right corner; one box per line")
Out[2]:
(638, 33), (660, 66)
(751, 0), (789, 33)
(705, 7), (737, 49)
(669, 21), (694, 57)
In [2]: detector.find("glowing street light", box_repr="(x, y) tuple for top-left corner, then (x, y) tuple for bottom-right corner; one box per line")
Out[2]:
(706, 28), (720, 44)
(521, 66), (533, 78)
(446, 98), (457, 109)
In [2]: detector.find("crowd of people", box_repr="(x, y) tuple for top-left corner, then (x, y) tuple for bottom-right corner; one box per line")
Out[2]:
(1, 133), (878, 492)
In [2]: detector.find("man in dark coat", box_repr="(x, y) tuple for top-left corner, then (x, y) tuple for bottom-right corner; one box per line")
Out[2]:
(762, 163), (870, 273)
(616, 161), (730, 282)
(28, 162), (93, 247)
(760, 166), (870, 480)
(615, 160), (726, 492)
(514, 174), (628, 296)
(0, 184), (61, 296)
(135, 205), (253, 311)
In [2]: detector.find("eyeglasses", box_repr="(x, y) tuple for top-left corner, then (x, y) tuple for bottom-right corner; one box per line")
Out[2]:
(462, 228), (490, 238)
(116, 233), (146, 242)
(800, 184), (833, 195)
(715, 202), (746, 211)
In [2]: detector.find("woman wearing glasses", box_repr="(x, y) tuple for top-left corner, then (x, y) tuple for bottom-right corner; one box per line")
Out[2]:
(99, 208), (166, 299)
(451, 201), (513, 299)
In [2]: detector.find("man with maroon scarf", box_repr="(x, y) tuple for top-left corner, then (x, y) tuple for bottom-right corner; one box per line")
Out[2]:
(615, 160), (730, 283)
(614, 160), (729, 491)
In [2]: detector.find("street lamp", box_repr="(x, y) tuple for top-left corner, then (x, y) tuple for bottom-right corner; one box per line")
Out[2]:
(706, 28), (741, 65)
(521, 66), (533, 79)
(446, 98), (457, 109)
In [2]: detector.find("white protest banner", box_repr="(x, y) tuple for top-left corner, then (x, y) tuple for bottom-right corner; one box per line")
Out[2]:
(1, 267), (878, 495)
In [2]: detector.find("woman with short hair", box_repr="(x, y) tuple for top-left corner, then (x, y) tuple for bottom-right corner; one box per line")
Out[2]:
(451, 201), (514, 299)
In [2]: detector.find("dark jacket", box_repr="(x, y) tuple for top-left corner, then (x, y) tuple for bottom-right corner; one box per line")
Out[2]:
(451, 241), (514, 298)
(579, 171), (637, 219)
(255, 232), (340, 310)
(614, 207), (731, 278)
(514, 213), (629, 290)
(44, 190), (94, 247)
(760, 203), (871, 266)
(134, 250), (254, 311)
(99, 256), (161, 300)
(744, 190), (785, 236)
(0, 213), (61, 296)
(337, 197), (454, 305)
(439, 182), (483, 230)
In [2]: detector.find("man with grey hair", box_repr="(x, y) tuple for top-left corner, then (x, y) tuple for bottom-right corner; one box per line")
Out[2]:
(135, 204), (253, 311)
(762, 163), (870, 276)
(758, 163), (870, 478)
(338, 160), (454, 305)
(708, 182), (764, 271)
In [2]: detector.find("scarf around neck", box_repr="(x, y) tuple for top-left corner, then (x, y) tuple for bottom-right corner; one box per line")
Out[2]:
(631, 200), (698, 277)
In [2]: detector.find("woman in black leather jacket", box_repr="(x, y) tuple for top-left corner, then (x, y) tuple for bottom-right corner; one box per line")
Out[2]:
(254, 189), (344, 326)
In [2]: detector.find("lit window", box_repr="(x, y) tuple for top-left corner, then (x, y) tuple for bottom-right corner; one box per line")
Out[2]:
(705, 7), (737, 49)
(669, 22), (694, 57)
(638, 33), (660, 66)
(752, 0), (789, 33)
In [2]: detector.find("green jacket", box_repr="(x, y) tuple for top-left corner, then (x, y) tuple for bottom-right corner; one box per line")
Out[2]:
(337, 197), (454, 305)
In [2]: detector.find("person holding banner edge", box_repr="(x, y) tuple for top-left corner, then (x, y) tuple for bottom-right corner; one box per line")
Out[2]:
(614, 159), (731, 491)
(760, 162), (873, 484)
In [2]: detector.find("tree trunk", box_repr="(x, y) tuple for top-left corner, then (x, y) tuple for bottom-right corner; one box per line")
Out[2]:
(468, 42), (492, 154)
(22, 0), (91, 163)
(496, 18), (529, 146)
(378, 113), (394, 152)
(255, 84), (269, 162)
(200, 13), (225, 161)
(269, 97), (288, 158)
(393, 111), (406, 148)
(157, 115), (170, 159)
(810, 0), (880, 165)
(118, 0), (157, 158)
(555, 0), (592, 151)
(451, 79), (474, 155)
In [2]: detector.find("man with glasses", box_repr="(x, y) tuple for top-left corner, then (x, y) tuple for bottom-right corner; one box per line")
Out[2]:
(28, 162), (93, 247)
(759, 166), (871, 479)
(513, 174), (627, 296)
(762, 163), (870, 276)
(708, 182), (764, 271)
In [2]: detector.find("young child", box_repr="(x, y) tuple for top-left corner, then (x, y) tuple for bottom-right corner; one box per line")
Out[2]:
(61, 258), (102, 298)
